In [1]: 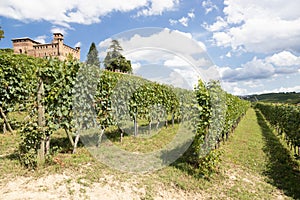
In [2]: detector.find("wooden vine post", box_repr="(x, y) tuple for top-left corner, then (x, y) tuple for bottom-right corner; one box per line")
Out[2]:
(0, 107), (13, 133)
(37, 78), (46, 166)
(134, 113), (138, 137)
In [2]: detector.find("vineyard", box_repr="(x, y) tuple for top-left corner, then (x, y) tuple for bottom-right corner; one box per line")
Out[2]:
(1, 49), (300, 199)
(0, 49), (250, 173)
(256, 102), (300, 156)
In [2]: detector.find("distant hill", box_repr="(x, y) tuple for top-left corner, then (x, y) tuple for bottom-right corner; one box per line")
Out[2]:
(242, 92), (300, 104)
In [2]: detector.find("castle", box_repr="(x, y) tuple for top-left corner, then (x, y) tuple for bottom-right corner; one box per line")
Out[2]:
(11, 33), (80, 60)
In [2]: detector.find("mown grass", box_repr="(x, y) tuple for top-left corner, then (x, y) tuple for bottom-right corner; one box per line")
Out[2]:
(106, 124), (179, 153)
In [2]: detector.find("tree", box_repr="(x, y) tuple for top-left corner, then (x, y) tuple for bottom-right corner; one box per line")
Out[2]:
(0, 26), (4, 41)
(104, 40), (132, 73)
(86, 42), (100, 67)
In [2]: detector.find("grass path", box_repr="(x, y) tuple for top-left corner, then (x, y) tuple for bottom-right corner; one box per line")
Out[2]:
(216, 108), (300, 199)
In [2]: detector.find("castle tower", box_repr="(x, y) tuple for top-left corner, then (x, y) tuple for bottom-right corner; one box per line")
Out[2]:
(12, 32), (80, 60)
(52, 33), (64, 43)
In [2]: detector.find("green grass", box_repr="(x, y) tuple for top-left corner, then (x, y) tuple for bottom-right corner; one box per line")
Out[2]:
(218, 108), (300, 199)
(255, 110), (300, 199)
(1, 108), (300, 199)
(107, 124), (179, 153)
(221, 108), (268, 173)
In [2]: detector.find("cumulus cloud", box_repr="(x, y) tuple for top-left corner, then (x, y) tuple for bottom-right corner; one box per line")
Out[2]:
(74, 42), (81, 47)
(137, 0), (179, 16)
(266, 51), (300, 67)
(260, 85), (300, 94)
(202, 0), (218, 14)
(221, 50), (300, 83)
(203, 16), (227, 32)
(169, 10), (195, 27)
(98, 28), (216, 88)
(164, 56), (190, 67)
(51, 27), (67, 35)
(99, 28), (207, 62)
(34, 35), (47, 44)
(131, 62), (141, 72)
(222, 57), (275, 82)
(204, 0), (300, 53)
(178, 17), (189, 27)
(0, 0), (179, 27)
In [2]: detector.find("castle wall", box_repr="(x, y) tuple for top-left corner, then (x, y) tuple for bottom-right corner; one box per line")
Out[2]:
(11, 34), (80, 60)
(33, 43), (59, 58)
(12, 38), (37, 55)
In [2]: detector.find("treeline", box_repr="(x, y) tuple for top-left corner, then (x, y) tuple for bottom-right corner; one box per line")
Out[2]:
(244, 92), (300, 104)
(256, 103), (300, 156)
(0, 50), (250, 175)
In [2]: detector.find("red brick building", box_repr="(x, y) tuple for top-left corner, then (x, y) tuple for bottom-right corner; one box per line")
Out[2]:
(11, 33), (80, 60)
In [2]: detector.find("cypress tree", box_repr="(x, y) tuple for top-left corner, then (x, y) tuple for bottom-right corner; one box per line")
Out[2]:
(86, 42), (100, 67)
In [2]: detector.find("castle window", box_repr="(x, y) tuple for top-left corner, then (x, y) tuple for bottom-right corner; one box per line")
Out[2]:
(19, 49), (22, 53)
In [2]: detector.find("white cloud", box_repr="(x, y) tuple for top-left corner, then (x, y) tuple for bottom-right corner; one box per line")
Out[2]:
(217, 50), (300, 95)
(137, 0), (179, 16)
(206, 0), (300, 53)
(169, 19), (178, 26)
(266, 51), (300, 67)
(202, 0), (218, 14)
(0, 0), (178, 27)
(187, 11), (195, 19)
(164, 56), (190, 67)
(243, 81), (263, 89)
(98, 28), (207, 63)
(203, 16), (227, 32)
(232, 87), (248, 96)
(259, 85), (300, 94)
(178, 17), (189, 27)
(225, 52), (231, 58)
(98, 28), (216, 88)
(169, 10), (195, 27)
(221, 82), (248, 95)
(131, 62), (141, 72)
(51, 27), (67, 35)
(34, 35), (47, 44)
(74, 42), (81, 47)
(221, 57), (275, 82)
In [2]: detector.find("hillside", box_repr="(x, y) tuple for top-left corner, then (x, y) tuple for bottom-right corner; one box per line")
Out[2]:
(243, 92), (300, 104)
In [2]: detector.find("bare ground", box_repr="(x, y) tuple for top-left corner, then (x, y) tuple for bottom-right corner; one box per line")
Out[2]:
(0, 163), (289, 200)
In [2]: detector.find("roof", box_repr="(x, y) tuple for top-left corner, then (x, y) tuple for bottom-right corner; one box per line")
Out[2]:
(11, 37), (41, 44)
(11, 33), (79, 51)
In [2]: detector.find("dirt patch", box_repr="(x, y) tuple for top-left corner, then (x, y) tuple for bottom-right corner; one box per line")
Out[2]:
(0, 172), (209, 200)
(0, 173), (144, 200)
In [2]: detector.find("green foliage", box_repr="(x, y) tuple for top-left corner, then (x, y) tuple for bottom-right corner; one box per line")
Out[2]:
(0, 26), (4, 40)
(185, 80), (250, 176)
(73, 63), (100, 131)
(0, 52), (39, 114)
(0, 51), (83, 166)
(86, 42), (100, 67)
(0, 48), (13, 53)
(104, 40), (132, 73)
(196, 149), (222, 178)
(1, 49), (250, 176)
(256, 102), (300, 147)
(41, 58), (81, 134)
(18, 119), (44, 168)
(246, 92), (300, 104)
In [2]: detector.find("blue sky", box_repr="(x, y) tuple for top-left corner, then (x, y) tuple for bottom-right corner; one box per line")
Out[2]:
(0, 0), (300, 95)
